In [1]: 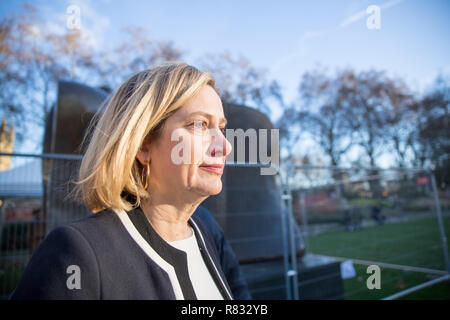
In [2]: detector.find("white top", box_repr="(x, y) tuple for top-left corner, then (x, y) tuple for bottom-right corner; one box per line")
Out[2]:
(169, 228), (224, 300)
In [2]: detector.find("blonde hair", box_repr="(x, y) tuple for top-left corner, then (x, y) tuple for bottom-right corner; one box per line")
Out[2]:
(70, 62), (218, 213)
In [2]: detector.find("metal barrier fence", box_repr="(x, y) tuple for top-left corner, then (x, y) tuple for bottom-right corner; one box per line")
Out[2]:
(284, 165), (450, 300)
(0, 152), (302, 300)
(1, 153), (448, 300)
(0, 153), (83, 298)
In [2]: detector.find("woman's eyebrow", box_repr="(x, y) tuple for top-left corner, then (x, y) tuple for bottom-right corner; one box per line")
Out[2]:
(188, 111), (227, 125)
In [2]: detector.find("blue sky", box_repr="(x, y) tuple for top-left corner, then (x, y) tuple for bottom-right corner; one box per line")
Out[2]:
(1, 0), (449, 165)
(2, 0), (449, 101)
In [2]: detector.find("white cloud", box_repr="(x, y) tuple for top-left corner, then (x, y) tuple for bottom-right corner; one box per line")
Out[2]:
(340, 8), (368, 27)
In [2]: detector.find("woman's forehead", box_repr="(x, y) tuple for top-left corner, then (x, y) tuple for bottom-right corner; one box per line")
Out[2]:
(174, 87), (225, 120)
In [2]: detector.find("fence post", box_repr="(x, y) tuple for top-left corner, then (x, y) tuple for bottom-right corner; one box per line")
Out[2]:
(428, 170), (450, 276)
(300, 191), (309, 252)
(280, 170), (292, 300)
(280, 166), (301, 299)
(284, 166), (299, 300)
(287, 183), (299, 299)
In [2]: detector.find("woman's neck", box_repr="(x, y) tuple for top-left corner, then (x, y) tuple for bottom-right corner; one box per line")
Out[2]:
(140, 199), (204, 242)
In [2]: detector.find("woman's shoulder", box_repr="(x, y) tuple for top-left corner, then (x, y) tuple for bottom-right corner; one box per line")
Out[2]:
(10, 212), (109, 299)
(32, 209), (120, 261)
(64, 209), (120, 234)
(54, 208), (131, 251)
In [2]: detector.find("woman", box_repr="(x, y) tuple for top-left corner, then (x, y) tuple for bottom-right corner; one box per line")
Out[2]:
(11, 62), (234, 300)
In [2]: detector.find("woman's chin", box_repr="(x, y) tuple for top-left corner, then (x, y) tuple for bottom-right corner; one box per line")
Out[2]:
(194, 180), (223, 196)
(208, 186), (222, 195)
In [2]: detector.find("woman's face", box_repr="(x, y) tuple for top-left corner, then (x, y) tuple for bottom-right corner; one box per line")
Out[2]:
(138, 85), (232, 201)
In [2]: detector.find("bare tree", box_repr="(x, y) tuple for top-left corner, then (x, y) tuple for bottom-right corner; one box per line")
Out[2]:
(94, 26), (184, 91)
(278, 68), (354, 176)
(0, 5), (184, 149)
(410, 74), (450, 169)
(381, 81), (416, 168)
(335, 70), (408, 167)
(0, 4), (99, 147)
(197, 51), (283, 115)
(0, 4), (37, 142)
(279, 68), (415, 197)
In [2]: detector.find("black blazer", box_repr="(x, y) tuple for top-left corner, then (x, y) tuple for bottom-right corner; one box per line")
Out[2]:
(10, 206), (234, 300)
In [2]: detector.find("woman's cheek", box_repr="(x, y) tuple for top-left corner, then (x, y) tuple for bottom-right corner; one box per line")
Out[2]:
(191, 135), (205, 165)
(169, 128), (202, 165)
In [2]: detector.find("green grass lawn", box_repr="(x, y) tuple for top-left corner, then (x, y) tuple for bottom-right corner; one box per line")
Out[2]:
(0, 267), (25, 299)
(307, 216), (450, 299)
(399, 281), (450, 300)
(2, 216), (449, 300)
(341, 263), (450, 299)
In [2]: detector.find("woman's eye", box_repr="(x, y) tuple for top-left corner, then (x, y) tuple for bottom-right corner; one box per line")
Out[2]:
(191, 121), (207, 130)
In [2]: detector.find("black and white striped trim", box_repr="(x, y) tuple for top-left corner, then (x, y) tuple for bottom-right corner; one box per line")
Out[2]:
(113, 208), (185, 300)
(190, 218), (234, 300)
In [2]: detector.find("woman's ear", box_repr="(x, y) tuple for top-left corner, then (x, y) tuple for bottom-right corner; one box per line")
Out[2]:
(136, 143), (151, 165)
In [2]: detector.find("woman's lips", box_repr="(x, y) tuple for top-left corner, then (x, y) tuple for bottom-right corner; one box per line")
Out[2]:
(199, 164), (224, 174)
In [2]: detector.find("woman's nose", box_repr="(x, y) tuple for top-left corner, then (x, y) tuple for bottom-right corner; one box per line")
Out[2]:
(209, 130), (232, 158)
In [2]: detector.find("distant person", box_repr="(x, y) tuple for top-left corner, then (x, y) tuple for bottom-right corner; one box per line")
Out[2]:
(11, 63), (236, 300)
(343, 207), (362, 231)
(371, 203), (385, 225)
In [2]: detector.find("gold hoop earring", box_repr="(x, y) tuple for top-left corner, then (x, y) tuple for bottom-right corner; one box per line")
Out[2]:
(141, 162), (150, 190)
